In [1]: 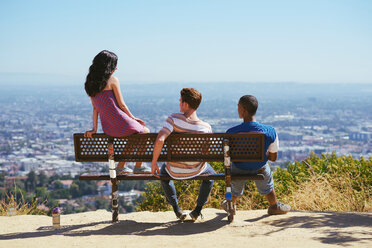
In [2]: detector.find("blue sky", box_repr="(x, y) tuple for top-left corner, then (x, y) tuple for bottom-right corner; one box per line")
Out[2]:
(0, 0), (371, 84)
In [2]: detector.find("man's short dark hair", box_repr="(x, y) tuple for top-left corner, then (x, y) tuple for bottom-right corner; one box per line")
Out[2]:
(239, 95), (258, 116)
(180, 88), (202, 110)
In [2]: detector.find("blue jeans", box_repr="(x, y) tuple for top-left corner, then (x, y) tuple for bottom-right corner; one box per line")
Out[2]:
(160, 163), (215, 208)
(231, 163), (274, 196)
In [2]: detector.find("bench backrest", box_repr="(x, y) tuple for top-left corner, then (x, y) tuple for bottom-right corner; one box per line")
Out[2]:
(73, 133), (265, 162)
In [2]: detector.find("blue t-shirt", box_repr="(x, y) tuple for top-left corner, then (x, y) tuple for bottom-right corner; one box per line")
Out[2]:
(226, 122), (277, 170)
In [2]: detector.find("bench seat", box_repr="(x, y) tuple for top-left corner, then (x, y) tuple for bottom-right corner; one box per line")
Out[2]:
(79, 172), (264, 181)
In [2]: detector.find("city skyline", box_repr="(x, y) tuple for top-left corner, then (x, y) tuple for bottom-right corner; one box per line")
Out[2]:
(1, 82), (371, 173)
(1, 0), (372, 84)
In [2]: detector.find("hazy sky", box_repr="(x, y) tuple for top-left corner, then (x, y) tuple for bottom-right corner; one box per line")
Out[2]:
(0, 0), (371, 84)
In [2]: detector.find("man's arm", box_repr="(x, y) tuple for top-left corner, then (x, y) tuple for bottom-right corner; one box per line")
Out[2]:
(151, 129), (170, 177)
(267, 135), (279, 162)
(267, 152), (277, 161)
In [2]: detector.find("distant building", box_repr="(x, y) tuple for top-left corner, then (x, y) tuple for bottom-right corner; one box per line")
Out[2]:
(279, 132), (302, 141)
(349, 132), (371, 142)
(19, 158), (39, 172)
(120, 189), (142, 203)
(59, 180), (73, 189)
(97, 181), (111, 196)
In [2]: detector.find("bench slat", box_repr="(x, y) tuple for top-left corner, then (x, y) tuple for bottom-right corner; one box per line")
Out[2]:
(74, 133), (265, 162)
(79, 173), (264, 181)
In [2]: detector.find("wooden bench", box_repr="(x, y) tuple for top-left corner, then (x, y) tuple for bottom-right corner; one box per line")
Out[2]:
(74, 132), (265, 222)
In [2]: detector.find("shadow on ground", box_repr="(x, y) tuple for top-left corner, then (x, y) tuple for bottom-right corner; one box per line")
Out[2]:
(245, 211), (372, 247)
(0, 211), (371, 247)
(0, 212), (227, 240)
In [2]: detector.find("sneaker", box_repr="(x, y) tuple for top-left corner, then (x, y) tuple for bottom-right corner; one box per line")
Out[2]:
(268, 202), (291, 215)
(189, 209), (203, 222)
(222, 200), (236, 215)
(116, 167), (133, 174)
(133, 166), (152, 174)
(175, 210), (187, 221)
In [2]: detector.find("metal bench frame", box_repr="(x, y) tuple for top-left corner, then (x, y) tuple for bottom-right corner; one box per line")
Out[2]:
(74, 132), (265, 222)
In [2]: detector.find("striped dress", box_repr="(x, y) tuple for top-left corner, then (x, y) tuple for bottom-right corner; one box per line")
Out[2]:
(162, 113), (212, 179)
(91, 90), (144, 137)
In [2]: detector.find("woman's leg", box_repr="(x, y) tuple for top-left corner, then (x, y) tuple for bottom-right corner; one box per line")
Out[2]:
(134, 162), (142, 168)
(117, 161), (126, 169)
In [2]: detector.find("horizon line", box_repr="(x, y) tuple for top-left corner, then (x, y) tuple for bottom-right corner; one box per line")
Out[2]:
(0, 72), (372, 85)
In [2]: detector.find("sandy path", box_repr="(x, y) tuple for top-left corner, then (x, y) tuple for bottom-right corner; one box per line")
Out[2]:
(0, 209), (371, 248)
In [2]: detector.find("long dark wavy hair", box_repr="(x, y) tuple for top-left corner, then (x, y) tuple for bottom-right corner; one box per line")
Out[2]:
(85, 50), (118, 97)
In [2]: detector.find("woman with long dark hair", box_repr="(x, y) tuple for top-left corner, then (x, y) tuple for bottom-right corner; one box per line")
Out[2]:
(84, 50), (150, 174)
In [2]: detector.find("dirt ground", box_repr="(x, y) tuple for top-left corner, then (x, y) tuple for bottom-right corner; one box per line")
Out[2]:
(0, 209), (371, 248)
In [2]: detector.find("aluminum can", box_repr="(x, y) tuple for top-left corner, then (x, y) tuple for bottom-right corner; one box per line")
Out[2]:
(52, 207), (61, 228)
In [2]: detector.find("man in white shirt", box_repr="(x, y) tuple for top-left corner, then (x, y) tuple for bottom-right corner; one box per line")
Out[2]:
(152, 88), (215, 221)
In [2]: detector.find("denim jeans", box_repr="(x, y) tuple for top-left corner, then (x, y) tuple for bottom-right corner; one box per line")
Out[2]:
(160, 163), (215, 208)
(231, 163), (274, 196)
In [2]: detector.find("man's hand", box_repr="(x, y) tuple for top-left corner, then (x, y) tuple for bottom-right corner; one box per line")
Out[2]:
(152, 162), (160, 178)
(84, 129), (97, 138)
(151, 129), (170, 178)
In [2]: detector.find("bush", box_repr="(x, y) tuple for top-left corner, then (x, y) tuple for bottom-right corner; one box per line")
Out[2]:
(279, 152), (371, 212)
(0, 189), (46, 216)
(137, 153), (371, 212)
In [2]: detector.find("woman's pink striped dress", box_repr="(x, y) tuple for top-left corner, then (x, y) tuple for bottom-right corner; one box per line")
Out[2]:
(91, 90), (144, 137)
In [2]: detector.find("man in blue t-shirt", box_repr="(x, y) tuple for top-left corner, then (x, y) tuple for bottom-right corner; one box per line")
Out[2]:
(223, 95), (290, 215)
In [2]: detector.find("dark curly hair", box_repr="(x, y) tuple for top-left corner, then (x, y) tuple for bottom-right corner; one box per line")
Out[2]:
(85, 50), (118, 97)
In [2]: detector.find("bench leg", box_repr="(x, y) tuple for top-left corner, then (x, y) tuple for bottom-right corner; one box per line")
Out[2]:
(111, 178), (119, 223)
(108, 139), (119, 223)
(224, 140), (234, 223)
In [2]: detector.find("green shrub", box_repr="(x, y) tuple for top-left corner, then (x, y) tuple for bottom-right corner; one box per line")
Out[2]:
(137, 153), (371, 212)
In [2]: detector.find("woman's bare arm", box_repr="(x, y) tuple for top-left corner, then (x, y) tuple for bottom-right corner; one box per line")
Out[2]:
(110, 77), (145, 125)
(84, 99), (98, 138)
(111, 77), (135, 118)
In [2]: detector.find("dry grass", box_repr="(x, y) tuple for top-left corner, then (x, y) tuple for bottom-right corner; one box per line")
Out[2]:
(281, 174), (371, 212)
(235, 188), (267, 211)
(231, 173), (371, 213)
(0, 191), (46, 216)
(140, 172), (371, 213)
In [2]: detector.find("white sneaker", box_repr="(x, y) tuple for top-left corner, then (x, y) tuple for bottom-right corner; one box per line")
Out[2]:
(133, 166), (152, 174)
(116, 167), (133, 174)
(268, 202), (291, 215)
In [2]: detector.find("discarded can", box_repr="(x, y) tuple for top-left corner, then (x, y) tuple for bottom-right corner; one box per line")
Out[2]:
(52, 207), (61, 228)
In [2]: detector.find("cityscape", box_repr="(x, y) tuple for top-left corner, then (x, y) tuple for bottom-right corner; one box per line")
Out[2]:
(0, 82), (371, 212)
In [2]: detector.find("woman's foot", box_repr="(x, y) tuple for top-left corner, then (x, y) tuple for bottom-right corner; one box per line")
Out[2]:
(116, 167), (133, 174)
(133, 166), (152, 174)
(117, 161), (126, 169)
